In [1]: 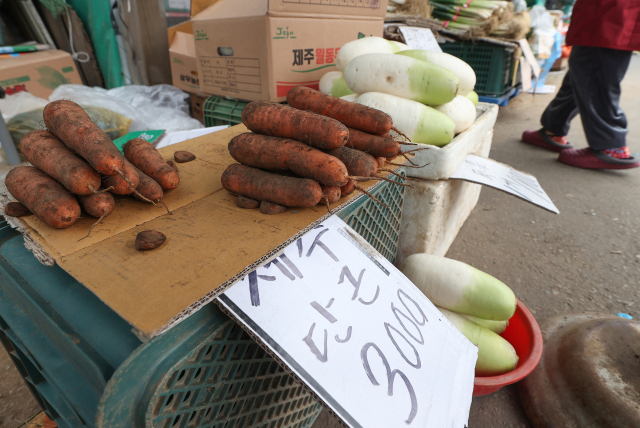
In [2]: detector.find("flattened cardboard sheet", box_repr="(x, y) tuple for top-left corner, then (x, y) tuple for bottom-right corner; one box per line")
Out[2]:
(9, 125), (393, 338)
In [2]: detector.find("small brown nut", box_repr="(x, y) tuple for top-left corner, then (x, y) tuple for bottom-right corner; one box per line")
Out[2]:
(174, 151), (196, 163)
(260, 201), (287, 215)
(4, 202), (32, 217)
(236, 195), (260, 209)
(167, 160), (179, 172)
(135, 230), (166, 251)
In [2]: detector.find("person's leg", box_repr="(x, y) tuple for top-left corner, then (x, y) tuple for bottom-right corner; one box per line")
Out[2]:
(540, 68), (579, 137)
(569, 46), (631, 151)
(558, 46), (638, 169)
(522, 68), (577, 152)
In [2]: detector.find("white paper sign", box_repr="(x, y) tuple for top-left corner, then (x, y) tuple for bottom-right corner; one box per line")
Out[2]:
(399, 27), (443, 52)
(219, 216), (477, 428)
(451, 155), (559, 214)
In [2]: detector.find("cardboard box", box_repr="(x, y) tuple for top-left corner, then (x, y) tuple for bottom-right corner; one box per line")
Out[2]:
(192, 0), (384, 102)
(168, 21), (203, 94)
(190, 92), (207, 124)
(0, 50), (83, 99)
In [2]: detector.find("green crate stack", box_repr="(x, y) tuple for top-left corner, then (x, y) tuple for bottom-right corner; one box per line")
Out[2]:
(441, 41), (516, 98)
(203, 97), (248, 127)
(0, 167), (406, 428)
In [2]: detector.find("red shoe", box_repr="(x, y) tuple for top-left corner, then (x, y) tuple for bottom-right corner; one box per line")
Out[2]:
(558, 148), (640, 170)
(522, 129), (573, 153)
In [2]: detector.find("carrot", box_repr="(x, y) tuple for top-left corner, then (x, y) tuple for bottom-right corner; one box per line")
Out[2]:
(319, 185), (341, 205)
(20, 130), (102, 196)
(229, 133), (349, 187)
(260, 201), (287, 215)
(286, 86), (393, 136)
(375, 157), (387, 169)
(340, 180), (357, 197)
(241, 101), (348, 150)
(236, 195), (260, 209)
(124, 139), (180, 191)
(43, 100), (129, 177)
(167, 160), (179, 172)
(345, 128), (402, 158)
(221, 164), (322, 208)
(327, 146), (378, 178)
(5, 166), (81, 229)
(4, 202), (31, 217)
(78, 192), (115, 218)
(103, 159), (139, 195)
(131, 165), (163, 202)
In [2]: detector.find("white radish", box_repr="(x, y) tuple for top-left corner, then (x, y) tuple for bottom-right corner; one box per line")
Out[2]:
(466, 90), (479, 106)
(439, 308), (519, 376)
(344, 53), (458, 106)
(340, 94), (359, 102)
(460, 314), (509, 334)
(397, 50), (476, 96)
(435, 95), (477, 134)
(335, 37), (410, 72)
(319, 71), (355, 98)
(400, 253), (517, 320)
(355, 92), (454, 146)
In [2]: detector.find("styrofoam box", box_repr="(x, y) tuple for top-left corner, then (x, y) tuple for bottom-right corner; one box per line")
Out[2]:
(403, 103), (499, 180)
(395, 127), (494, 265)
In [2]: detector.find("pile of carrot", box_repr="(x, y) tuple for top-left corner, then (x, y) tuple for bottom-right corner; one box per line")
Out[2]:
(222, 86), (413, 215)
(4, 101), (189, 236)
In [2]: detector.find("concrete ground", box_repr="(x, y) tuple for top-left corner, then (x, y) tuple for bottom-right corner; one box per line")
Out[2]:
(1, 55), (639, 427)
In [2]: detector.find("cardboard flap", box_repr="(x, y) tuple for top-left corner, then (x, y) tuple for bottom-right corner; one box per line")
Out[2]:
(12, 125), (397, 339)
(169, 31), (197, 56)
(193, 0), (268, 20)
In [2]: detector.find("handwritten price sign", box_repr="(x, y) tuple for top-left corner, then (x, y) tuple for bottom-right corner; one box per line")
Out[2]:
(219, 216), (477, 428)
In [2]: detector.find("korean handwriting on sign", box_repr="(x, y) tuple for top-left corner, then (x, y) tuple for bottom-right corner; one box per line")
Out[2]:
(179, 75), (199, 86)
(274, 27), (296, 39)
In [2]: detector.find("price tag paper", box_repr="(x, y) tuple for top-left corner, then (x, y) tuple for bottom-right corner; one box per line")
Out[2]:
(219, 216), (477, 428)
(451, 155), (559, 214)
(398, 27), (443, 52)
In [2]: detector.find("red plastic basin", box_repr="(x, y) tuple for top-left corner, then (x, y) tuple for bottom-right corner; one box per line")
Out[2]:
(472, 299), (543, 396)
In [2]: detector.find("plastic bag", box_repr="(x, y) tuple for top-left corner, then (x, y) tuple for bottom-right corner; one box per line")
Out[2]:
(49, 84), (203, 132)
(0, 91), (49, 121)
(512, 0), (528, 13)
(529, 5), (555, 31)
(7, 106), (132, 159)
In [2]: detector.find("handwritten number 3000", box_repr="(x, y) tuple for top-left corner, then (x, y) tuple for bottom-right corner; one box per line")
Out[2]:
(360, 290), (428, 424)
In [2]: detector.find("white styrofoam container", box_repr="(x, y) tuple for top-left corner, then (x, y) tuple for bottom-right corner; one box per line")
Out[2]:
(403, 103), (499, 180)
(395, 125), (494, 265)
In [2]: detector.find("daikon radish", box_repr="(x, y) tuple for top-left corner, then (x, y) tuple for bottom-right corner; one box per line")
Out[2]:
(397, 50), (476, 96)
(439, 308), (518, 376)
(355, 92), (454, 146)
(435, 95), (477, 134)
(344, 53), (459, 106)
(466, 90), (479, 106)
(340, 94), (359, 102)
(400, 253), (516, 320)
(319, 71), (355, 98)
(335, 37), (409, 72)
(461, 314), (509, 334)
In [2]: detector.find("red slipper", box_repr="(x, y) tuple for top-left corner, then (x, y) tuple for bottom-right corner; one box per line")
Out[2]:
(522, 129), (573, 153)
(558, 148), (640, 170)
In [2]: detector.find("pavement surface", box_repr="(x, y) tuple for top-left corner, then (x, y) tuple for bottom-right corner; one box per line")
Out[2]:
(0, 55), (639, 427)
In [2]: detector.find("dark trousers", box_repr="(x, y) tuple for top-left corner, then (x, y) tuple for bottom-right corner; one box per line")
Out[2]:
(540, 45), (632, 151)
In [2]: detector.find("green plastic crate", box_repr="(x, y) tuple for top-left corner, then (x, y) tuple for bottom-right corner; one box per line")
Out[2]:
(203, 97), (249, 127)
(337, 168), (406, 264)
(441, 41), (516, 98)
